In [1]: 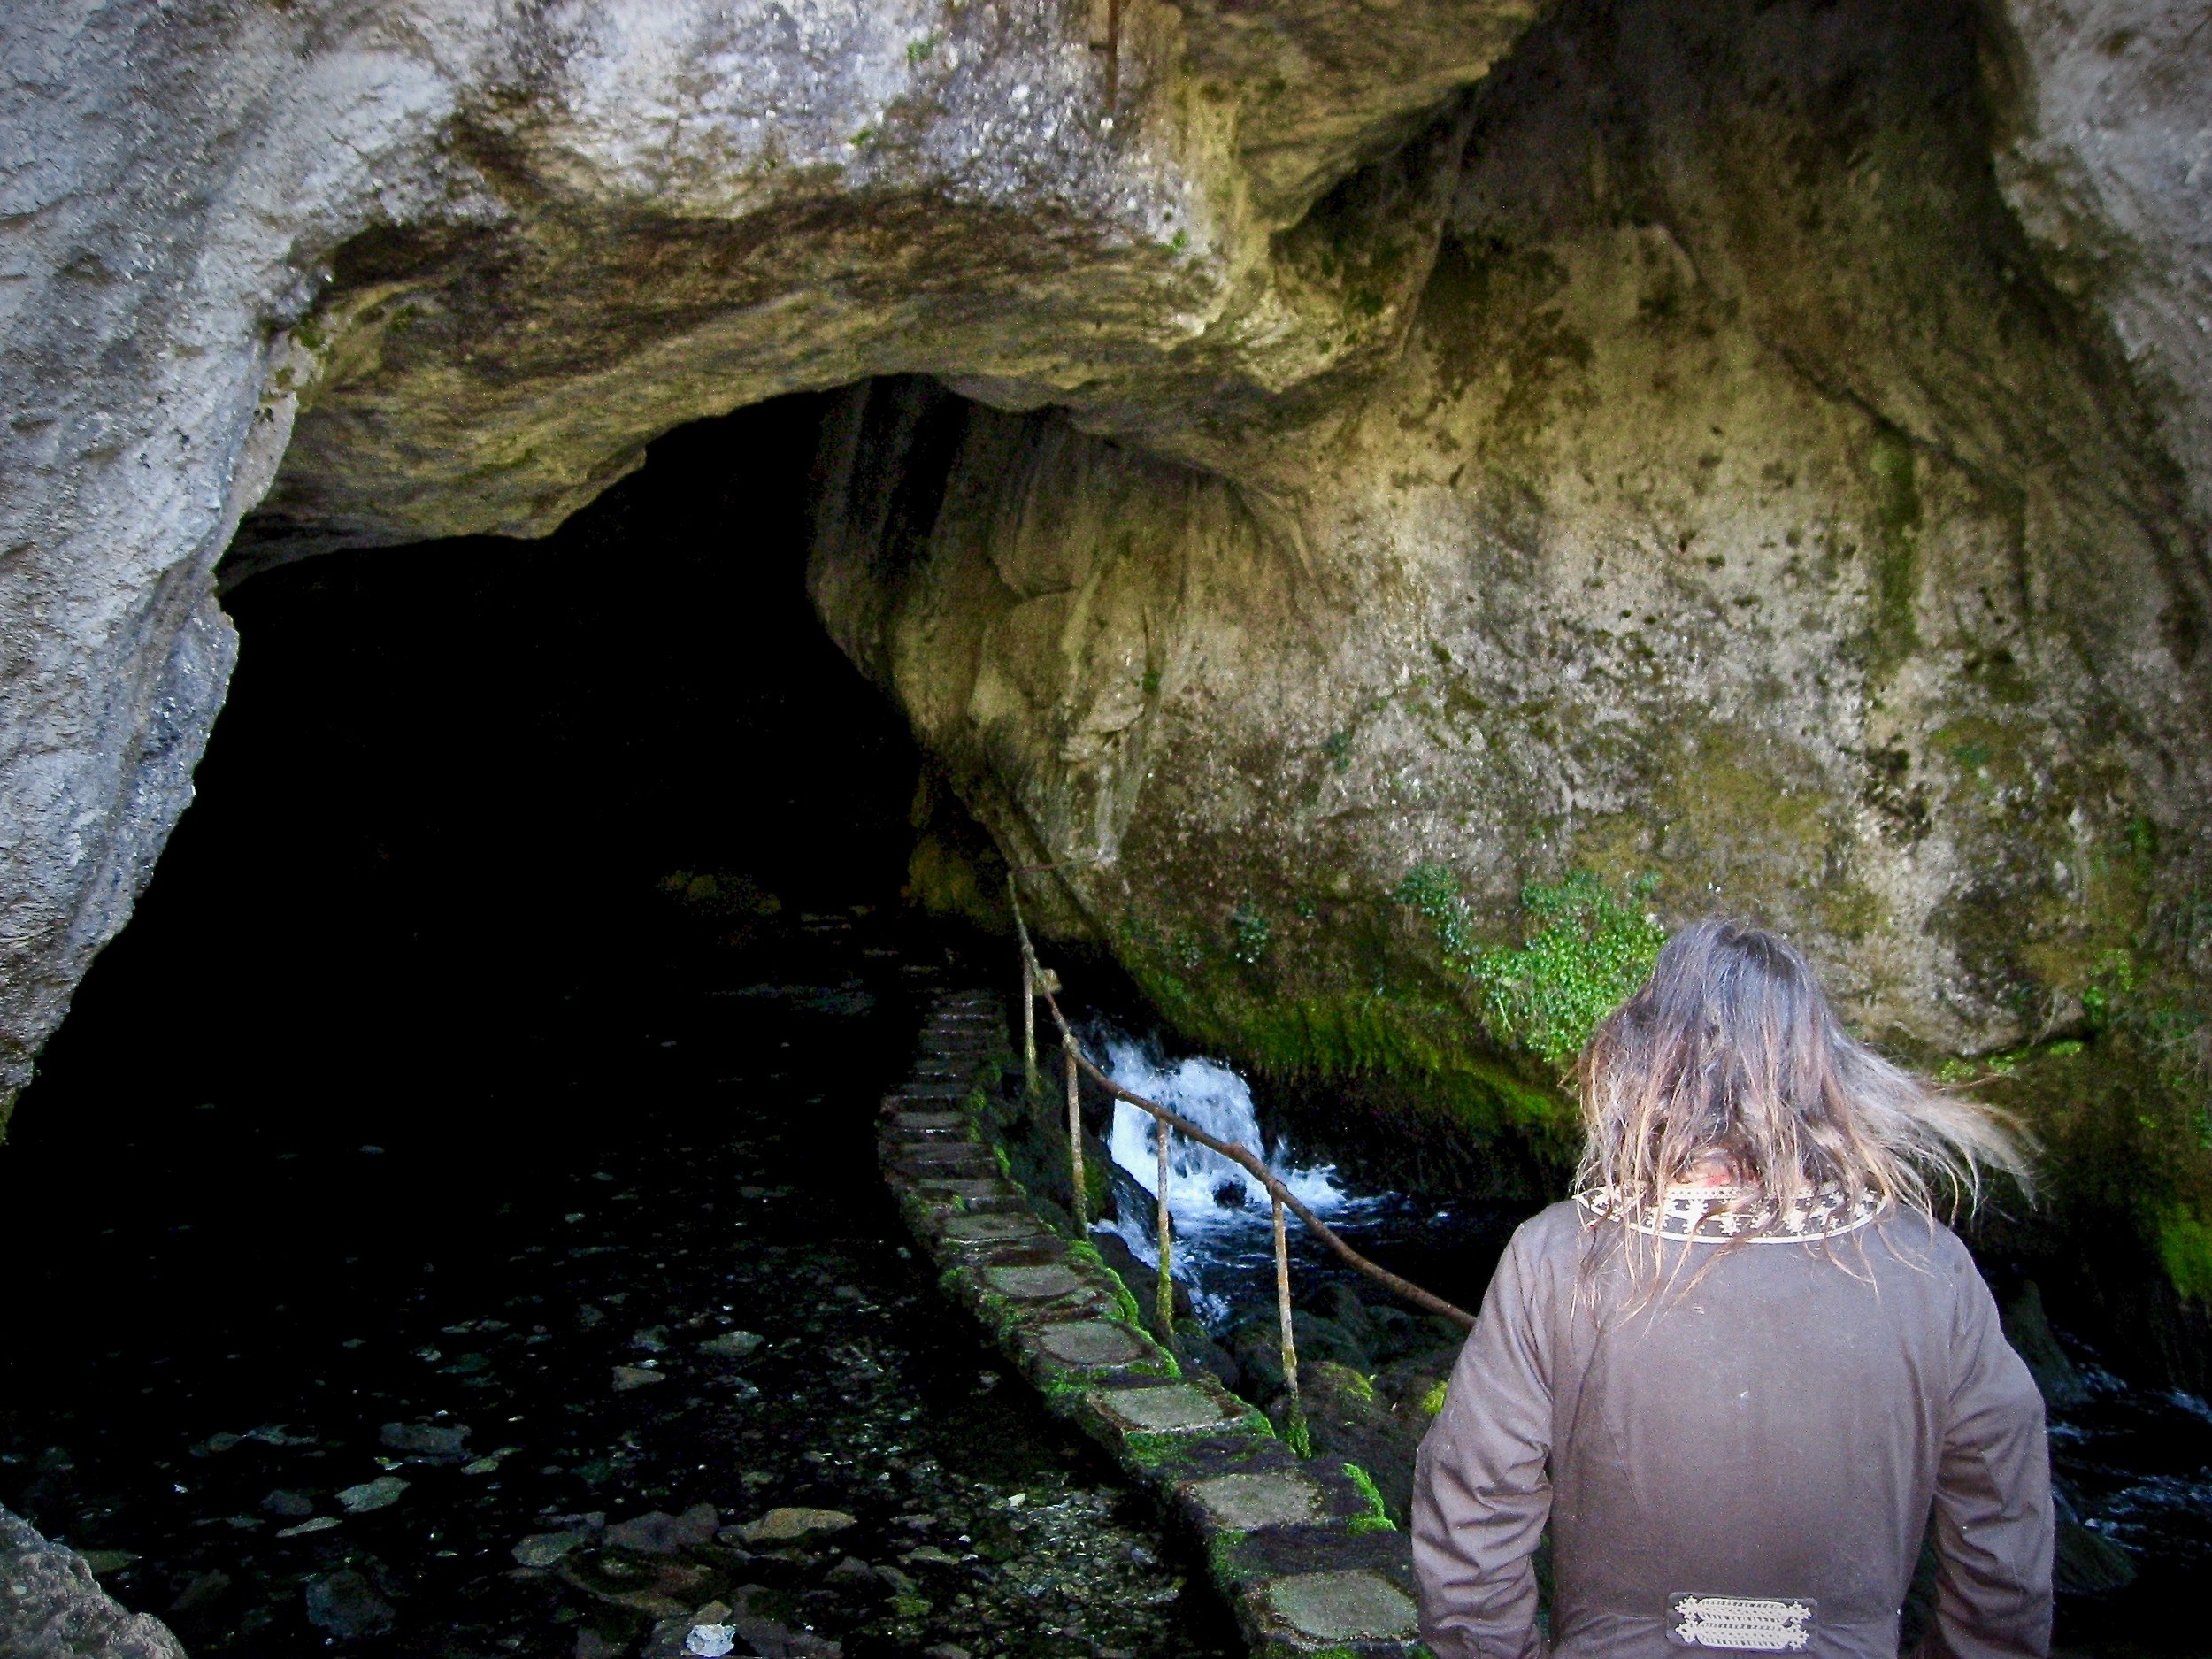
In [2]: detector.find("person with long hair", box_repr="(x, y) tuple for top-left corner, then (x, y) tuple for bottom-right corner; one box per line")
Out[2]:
(1413, 919), (2052, 1659)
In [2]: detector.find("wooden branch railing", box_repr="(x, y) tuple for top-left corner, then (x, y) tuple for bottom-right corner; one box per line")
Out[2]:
(1006, 881), (1475, 1454)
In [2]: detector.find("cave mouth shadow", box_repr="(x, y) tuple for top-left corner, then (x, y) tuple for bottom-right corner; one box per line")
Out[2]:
(22, 389), (946, 1157)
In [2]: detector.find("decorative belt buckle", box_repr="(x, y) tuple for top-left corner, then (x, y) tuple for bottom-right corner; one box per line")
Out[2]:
(1667, 1592), (1816, 1651)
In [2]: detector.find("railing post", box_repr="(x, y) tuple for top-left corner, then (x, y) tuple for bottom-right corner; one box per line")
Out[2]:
(1155, 1113), (1175, 1346)
(1022, 956), (1038, 1098)
(1273, 1189), (1310, 1457)
(1064, 1034), (1087, 1231)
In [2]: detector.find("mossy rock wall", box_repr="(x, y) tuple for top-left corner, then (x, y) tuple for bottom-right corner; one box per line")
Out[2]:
(812, 0), (2212, 1294)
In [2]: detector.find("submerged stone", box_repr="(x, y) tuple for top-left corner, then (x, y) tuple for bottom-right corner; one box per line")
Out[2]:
(304, 1568), (396, 1640)
(740, 1507), (857, 1546)
(512, 1529), (591, 1568)
(380, 1420), (470, 1457)
(335, 1475), (409, 1513)
(604, 1505), (719, 1555)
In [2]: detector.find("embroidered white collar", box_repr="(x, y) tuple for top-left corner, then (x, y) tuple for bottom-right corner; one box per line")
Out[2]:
(1576, 1182), (1883, 1242)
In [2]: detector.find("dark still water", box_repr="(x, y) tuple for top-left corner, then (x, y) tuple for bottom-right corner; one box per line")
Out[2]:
(0, 394), (1232, 1658)
(0, 911), (1234, 1659)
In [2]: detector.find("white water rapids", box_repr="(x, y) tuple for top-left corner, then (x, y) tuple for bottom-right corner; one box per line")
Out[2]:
(1091, 1026), (1376, 1320)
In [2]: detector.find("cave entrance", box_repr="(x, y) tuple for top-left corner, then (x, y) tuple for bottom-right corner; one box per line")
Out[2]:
(0, 396), (1241, 1658)
(15, 388), (951, 1164)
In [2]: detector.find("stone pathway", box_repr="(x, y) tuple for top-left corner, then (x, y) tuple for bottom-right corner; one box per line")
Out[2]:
(879, 993), (1425, 1658)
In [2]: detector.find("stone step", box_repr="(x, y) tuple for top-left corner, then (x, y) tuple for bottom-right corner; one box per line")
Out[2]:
(878, 988), (1420, 1658)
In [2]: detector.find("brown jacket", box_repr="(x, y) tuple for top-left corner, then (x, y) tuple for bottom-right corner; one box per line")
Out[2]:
(1412, 1196), (2052, 1659)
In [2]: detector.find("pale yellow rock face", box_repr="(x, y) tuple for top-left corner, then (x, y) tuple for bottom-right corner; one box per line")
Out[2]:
(810, 0), (2212, 1152)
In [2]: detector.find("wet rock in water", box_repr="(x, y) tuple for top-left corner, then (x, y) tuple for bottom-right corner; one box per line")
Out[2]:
(245, 1423), (316, 1447)
(699, 1330), (764, 1361)
(1173, 1319), (1241, 1393)
(574, 1632), (619, 1659)
(924, 1646), (973, 1659)
(336, 1475), (409, 1513)
(462, 1446), (520, 1475)
(612, 1364), (667, 1391)
(261, 1487), (316, 1517)
(2054, 1489), (2138, 1594)
(603, 1504), (719, 1555)
(1314, 1284), (1375, 1348)
(632, 1326), (671, 1352)
(824, 1555), (879, 1590)
(722, 1586), (842, 1658)
(0, 1504), (186, 1658)
(79, 1549), (137, 1575)
(1999, 1281), (2089, 1411)
(511, 1529), (593, 1568)
(379, 1419), (472, 1457)
(303, 1568), (396, 1640)
(902, 1544), (960, 1568)
(739, 1508), (857, 1547)
(687, 1623), (737, 1657)
(1288, 1361), (1422, 1524)
(275, 1515), (343, 1537)
(168, 1568), (232, 1615)
(1229, 1310), (1370, 1400)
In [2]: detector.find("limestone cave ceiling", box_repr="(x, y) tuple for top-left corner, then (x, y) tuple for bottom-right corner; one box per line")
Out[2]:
(4, 0), (2210, 1273)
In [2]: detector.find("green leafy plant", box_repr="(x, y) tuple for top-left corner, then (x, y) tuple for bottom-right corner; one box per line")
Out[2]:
(1394, 866), (1667, 1065)
(1391, 863), (1479, 966)
(2081, 948), (2139, 1029)
(1474, 872), (1665, 1065)
(1231, 902), (1272, 966)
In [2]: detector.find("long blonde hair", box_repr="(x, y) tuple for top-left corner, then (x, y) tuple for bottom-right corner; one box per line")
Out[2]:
(1574, 919), (2032, 1289)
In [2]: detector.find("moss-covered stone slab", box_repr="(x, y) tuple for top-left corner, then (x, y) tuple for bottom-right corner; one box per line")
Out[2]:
(916, 1179), (1021, 1210)
(1091, 1382), (1246, 1435)
(1029, 1320), (1154, 1369)
(896, 1141), (992, 1164)
(891, 1110), (968, 1133)
(941, 1213), (1048, 1243)
(981, 1263), (1091, 1301)
(895, 1081), (974, 1102)
(884, 993), (1424, 1657)
(1188, 1471), (1325, 1532)
(1257, 1570), (1418, 1645)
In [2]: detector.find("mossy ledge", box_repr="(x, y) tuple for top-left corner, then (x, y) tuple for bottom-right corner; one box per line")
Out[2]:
(879, 990), (1432, 1656)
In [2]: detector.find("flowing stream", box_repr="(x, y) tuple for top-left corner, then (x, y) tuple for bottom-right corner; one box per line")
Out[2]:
(0, 922), (1236, 1659)
(1095, 1029), (1372, 1324)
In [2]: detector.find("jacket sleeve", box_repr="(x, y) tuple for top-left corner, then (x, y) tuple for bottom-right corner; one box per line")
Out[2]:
(1412, 1220), (1555, 1659)
(1926, 1263), (2055, 1659)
